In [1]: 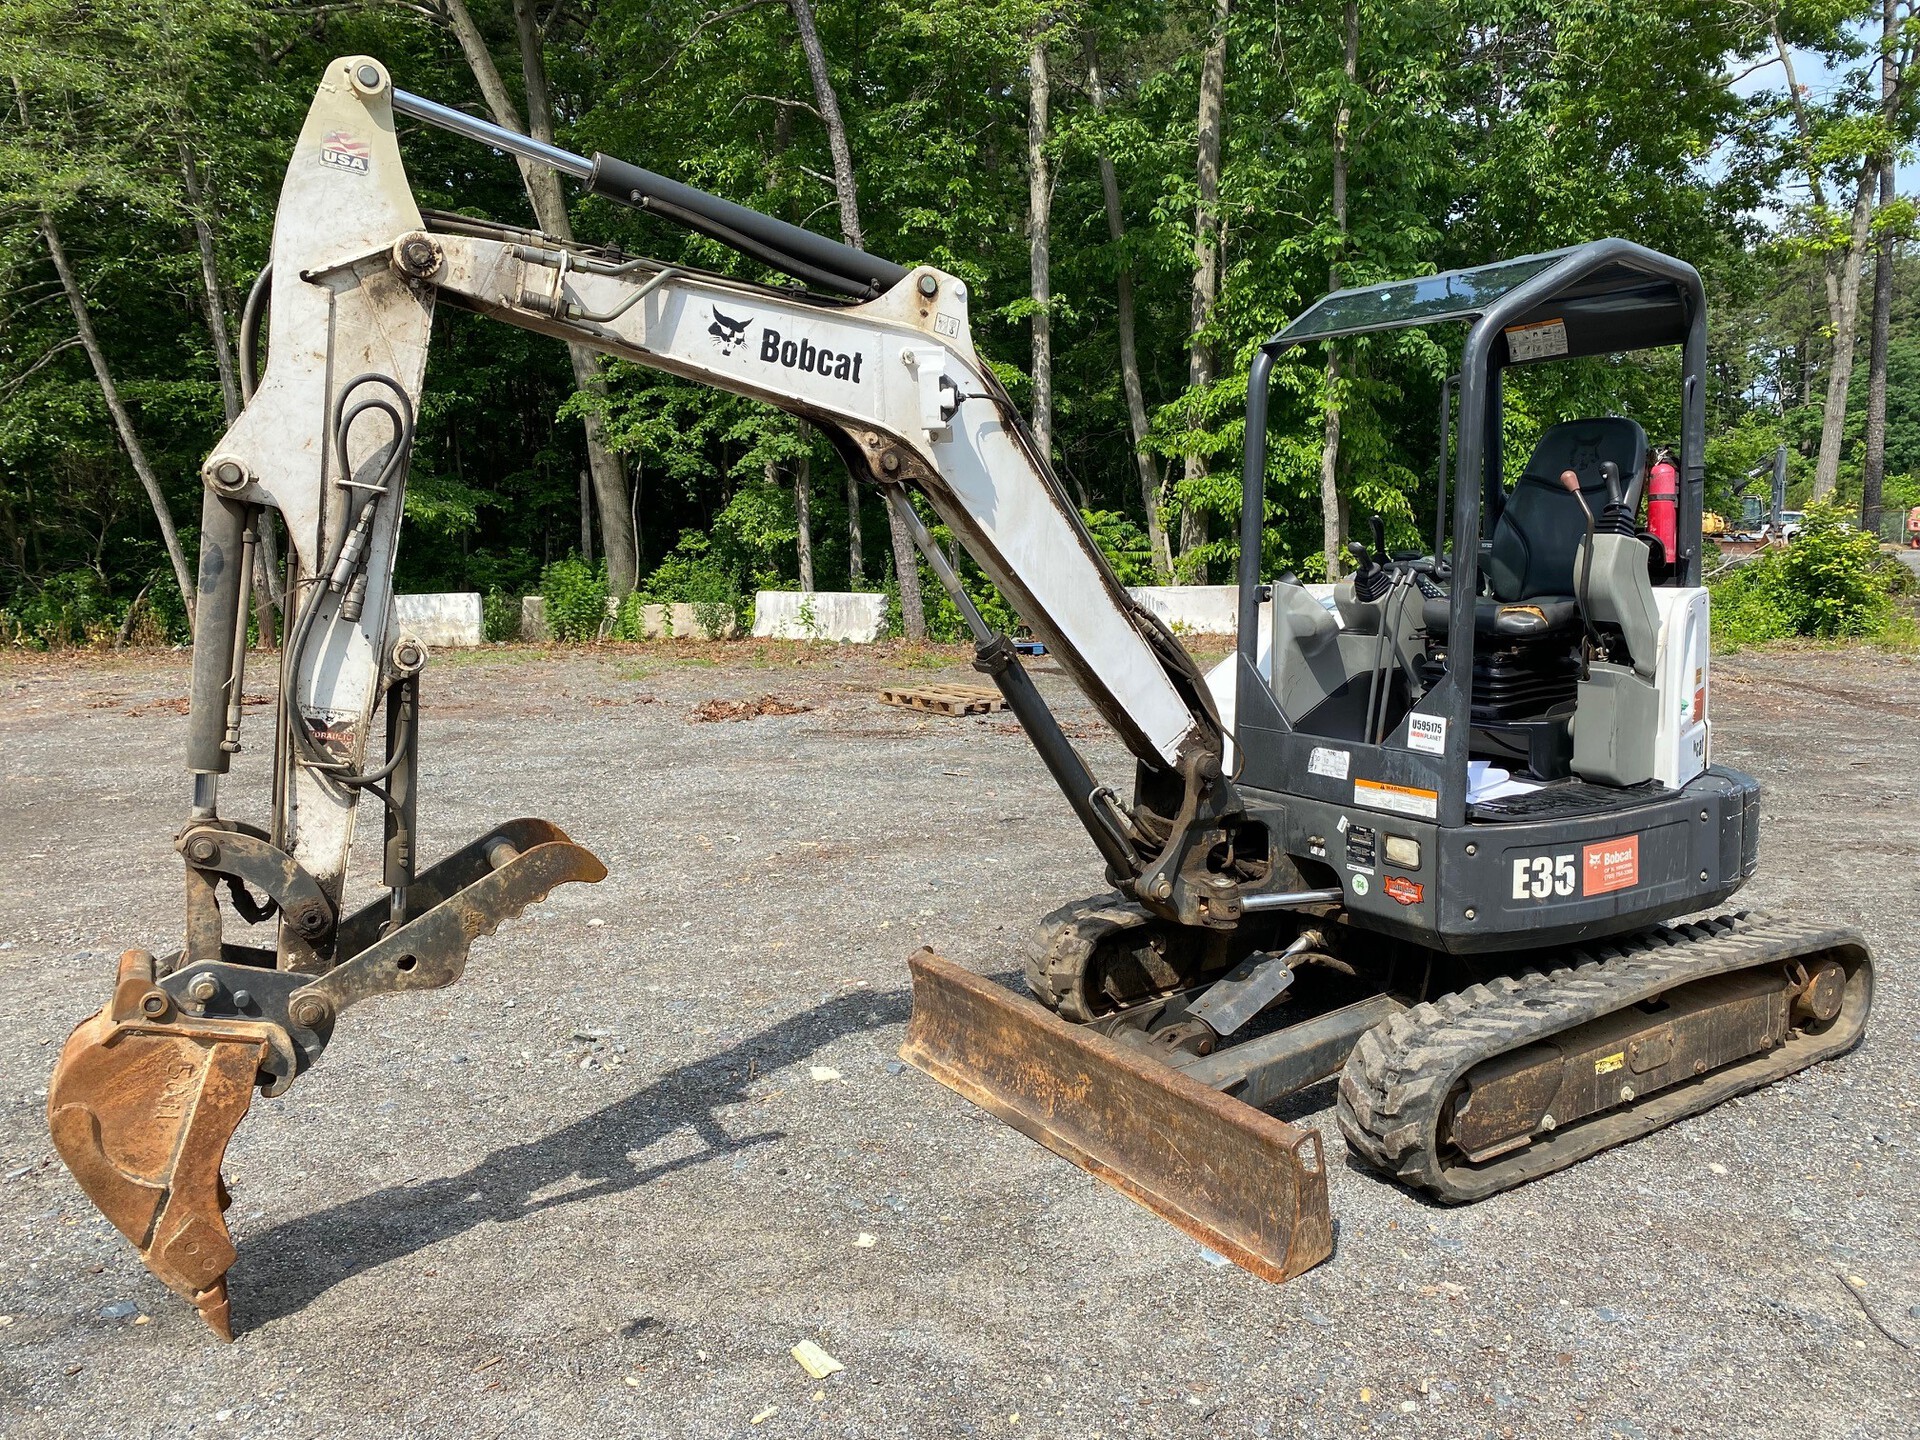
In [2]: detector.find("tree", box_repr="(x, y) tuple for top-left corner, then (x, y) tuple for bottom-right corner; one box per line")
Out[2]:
(1315, 1), (1359, 580)
(787, 0), (924, 635)
(1178, 0), (1230, 581)
(1862, 0), (1906, 533)
(1082, 27), (1171, 579)
(1772, 10), (1920, 501)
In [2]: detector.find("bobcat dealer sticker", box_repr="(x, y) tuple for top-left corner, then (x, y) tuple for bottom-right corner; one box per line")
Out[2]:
(1582, 834), (1641, 895)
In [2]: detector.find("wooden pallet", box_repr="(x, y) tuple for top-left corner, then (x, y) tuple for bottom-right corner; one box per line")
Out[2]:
(877, 682), (1008, 717)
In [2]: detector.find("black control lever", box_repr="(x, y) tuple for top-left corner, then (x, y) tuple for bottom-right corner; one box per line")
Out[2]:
(1348, 539), (1391, 602)
(1597, 461), (1637, 536)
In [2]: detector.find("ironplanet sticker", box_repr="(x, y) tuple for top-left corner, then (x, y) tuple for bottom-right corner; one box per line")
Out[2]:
(1353, 778), (1438, 821)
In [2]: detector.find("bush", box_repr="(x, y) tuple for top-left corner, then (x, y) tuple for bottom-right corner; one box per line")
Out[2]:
(539, 556), (609, 643)
(482, 587), (520, 643)
(1080, 508), (1157, 586)
(628, 531), (745, 636)
(1711, 504), (1902, 647)
(0, 570), (121, 648)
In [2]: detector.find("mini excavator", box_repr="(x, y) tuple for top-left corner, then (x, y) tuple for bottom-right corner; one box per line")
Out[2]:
(50, 58), (1872, 1337)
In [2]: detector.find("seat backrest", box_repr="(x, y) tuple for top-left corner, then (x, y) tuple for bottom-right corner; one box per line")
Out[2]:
(1486, 417), (1649, 601)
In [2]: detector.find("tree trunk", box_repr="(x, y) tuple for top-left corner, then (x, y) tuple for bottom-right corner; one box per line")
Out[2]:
(794, 443), (815, 591)
(788, 0), (867, 251)
(887, 503), (925, 639)
(579, 468), (594, 560)
(787, 0), (922, 635)
(40, 213), (196, 629)
(1027, 28), (1054, 464)
(1862, 0), (1900, 535)
(1813, 162), (1877, 501)
(1084, 32), (1172, 581)
(1318, 1), (1357, 579)
(1180, 0), (1231, 582)
(180, 146), (242, 425)
(181, 142), (276, 643)
(846, 470), (864, 585)
(440, 0), (638, 594)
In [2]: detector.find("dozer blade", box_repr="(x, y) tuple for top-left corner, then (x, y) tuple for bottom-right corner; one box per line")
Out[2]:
(900, 949), (1334, 1283)
(48, 951), (281, 1340)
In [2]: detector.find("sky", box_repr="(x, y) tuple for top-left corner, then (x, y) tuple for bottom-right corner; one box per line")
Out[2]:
(1728, 28), (1917, 195)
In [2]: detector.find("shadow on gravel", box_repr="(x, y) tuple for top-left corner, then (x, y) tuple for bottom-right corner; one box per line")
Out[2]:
(231, 983), (916, 1334)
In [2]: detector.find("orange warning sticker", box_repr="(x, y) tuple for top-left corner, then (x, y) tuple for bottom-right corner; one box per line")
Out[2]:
(1382, 875), (1424, 906)
(1353, 778), (1439, 820)
(1582, 834), (1640, 895)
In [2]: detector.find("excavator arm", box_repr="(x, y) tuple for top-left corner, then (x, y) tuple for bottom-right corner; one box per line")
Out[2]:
(49, 57), (1325, 1338)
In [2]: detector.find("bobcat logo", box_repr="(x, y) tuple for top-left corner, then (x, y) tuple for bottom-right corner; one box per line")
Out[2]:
(709, 306), (754, 355)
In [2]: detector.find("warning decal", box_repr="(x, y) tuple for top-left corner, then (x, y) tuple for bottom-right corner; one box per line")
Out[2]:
(1582, 834), (1640, 895)
(1504, 318), (1568, 362)
(1354, 778), (1439, 821)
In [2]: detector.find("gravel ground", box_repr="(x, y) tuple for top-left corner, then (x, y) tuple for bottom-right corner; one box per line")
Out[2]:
(1, 638), (1915, 1439)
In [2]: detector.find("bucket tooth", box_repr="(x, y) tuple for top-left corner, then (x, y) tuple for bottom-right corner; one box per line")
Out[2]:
(48, 951), (273, 1339)
(899, 948), (1334, 1282)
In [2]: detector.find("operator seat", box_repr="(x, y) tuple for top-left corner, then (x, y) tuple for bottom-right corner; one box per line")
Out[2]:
(1423, 416), (1648, 639)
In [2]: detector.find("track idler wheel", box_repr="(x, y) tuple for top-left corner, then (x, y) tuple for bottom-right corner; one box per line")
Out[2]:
(47, 951), (292, 1339)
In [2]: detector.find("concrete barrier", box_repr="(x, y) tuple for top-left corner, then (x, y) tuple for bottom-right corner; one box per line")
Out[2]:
(752, 590), (887, 642)
(630, 602), (739, 640)
(519, 595), (550, 642)
(392, 592), (483, 648)
(1124, 585), (1240, 635)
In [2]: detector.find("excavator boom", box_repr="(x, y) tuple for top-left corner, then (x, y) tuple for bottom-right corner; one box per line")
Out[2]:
(50, 56), (1318, 1337)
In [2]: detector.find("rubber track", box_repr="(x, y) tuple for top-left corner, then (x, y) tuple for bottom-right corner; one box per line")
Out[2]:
(1336, 911), (1873, 1203)
(1023, 892), (1153, 1022)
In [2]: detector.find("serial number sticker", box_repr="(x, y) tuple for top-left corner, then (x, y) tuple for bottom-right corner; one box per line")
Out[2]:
(1583, 834), (1641, 895)
(1594, 1051), (1626, 1076)
(1309, 746), (1351, 780)
(1504, 318), (1567, 362)
(1406, 714), (1447, 755)
(1353, 778), (1438, 820)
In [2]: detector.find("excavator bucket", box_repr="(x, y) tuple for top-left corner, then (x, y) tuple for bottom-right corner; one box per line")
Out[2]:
(900, 950), (1334, 1282)
(48, 951), (278, 1339)
(49, 821), (605, 1338)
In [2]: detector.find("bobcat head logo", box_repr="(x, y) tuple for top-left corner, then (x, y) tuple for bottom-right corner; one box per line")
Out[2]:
(709, 306), (753, 355)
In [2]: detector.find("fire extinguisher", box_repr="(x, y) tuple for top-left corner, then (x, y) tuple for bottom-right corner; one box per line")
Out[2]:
(1646, 445), (1679, 567)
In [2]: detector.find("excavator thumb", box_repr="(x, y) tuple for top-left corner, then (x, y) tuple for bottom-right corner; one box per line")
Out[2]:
(900, 950), (1334, 1282)
(50, 820), (605, 1338)
(48, 951), (278, 1339)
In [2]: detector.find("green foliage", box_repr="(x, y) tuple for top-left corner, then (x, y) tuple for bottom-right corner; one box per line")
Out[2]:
(0, 570), (116, 648)
(0, 0), (1915, 654)
(1710, 505), (1903, 647)
(539, 557), (609, 643)
(1080, 509), (1156, 586)
(482, 587), (521, 644)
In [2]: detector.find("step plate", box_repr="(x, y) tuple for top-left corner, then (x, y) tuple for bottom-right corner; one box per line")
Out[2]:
(900, 949), (1334, 1282)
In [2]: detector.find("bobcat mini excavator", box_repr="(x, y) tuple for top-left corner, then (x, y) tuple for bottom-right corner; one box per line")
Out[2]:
(50, 58), (1872, 1337)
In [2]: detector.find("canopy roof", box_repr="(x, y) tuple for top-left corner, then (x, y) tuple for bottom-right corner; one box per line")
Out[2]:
(1269, 241), (1699, 362)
